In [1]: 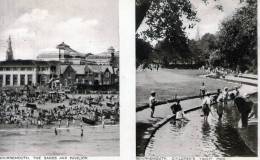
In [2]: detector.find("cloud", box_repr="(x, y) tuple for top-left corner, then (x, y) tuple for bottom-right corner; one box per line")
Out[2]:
(0, 8), (117, 60)
(186, 0), (241, 39)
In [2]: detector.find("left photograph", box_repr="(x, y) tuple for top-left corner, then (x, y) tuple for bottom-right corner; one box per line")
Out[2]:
(0, 0), (119, 156)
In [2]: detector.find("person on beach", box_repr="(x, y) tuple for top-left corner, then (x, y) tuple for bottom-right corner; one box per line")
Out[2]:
(81, 128), (84, 137)
(80, 121), (83, 129)
(66, 118), (69, 128)
(200, 82), (206, 99)
(202, 92), (211, 121)
(149, 91), (157, 118)
(59, 119), (61, 128)
(102, 114), (106, 128)
(55, 128), (58, 135)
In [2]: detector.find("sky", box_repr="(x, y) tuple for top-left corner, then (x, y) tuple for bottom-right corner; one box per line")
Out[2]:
(137, 0), (243, 44)
(0, 0), (119, 60)
(186, 0), (243, 39)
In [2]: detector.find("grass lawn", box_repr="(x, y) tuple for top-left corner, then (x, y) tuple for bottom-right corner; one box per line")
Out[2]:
(136, 69), (237, 105)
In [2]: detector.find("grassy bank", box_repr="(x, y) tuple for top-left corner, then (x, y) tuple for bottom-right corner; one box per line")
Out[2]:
(136, 69), (237, 105)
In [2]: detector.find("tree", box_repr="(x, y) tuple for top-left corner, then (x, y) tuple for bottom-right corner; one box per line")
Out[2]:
(188, 39), (204, 65)
(218, 0), (257, 72)
(136, 0), (223, 66)
(136, 37), (153, 67)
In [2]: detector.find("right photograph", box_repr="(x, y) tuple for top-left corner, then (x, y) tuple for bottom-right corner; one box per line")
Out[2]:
(136, 0), (257, 158)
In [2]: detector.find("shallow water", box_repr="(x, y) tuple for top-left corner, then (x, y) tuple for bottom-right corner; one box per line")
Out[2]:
(145, 103), (256, 157)
(0, 125), (119, 156)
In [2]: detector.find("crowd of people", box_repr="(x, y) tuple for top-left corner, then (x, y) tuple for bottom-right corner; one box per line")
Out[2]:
(0, 89), (119, 130)
(149, 82), (256, 128)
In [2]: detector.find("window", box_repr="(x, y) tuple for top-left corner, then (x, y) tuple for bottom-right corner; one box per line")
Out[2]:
(20, 75), (25, 85)
(27, 67), (33, 71)
(5, 75), (10, 85)
(0, 75), (3, 87)
(6, 67), (10, 71)
(13, 67), (17, 71)
(0, 67), (3, 71)
(27, 74), (33, 85)
(13, 75), (18, 86)
(105, 72), (110, 78)
(41, 67), (47, 71)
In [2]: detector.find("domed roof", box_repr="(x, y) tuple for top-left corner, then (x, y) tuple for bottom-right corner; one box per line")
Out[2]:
(37, 50), (59, 58)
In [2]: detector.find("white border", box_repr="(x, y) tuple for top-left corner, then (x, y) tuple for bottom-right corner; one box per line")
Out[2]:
(119, 0), (136, 159)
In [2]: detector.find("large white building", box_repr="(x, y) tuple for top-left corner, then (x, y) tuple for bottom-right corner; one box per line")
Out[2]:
(0, 60), (59, 87)
(0, 40), (119, 89)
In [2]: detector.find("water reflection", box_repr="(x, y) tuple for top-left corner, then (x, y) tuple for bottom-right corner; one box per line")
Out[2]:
(145, 102), (256, 157)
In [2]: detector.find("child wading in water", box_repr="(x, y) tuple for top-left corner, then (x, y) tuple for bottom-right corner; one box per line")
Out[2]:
(172, 100), (189, 127)
(149, 91), (157, 118)
(202, 92), (211, 121)
(216, 93), (224, 120)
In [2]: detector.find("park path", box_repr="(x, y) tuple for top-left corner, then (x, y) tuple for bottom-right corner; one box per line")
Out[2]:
(224, 75), (257, 86)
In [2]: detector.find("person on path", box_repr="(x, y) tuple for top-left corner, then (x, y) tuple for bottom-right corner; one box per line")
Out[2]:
(202, 92), (211, 121)
(200, 82), (206, 99)
(149, 91), (157, 118)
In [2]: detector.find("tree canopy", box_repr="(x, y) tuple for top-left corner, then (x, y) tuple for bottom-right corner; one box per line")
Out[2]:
(136, 0), (222, 66)
(217, 0), (257, 72)
(136, 0), (257, 73)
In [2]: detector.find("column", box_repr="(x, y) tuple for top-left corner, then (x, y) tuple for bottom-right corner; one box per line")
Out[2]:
(17, 74), (20, 86)
(3, 74), (6, 86)
(10, 74), (13, 86)
(25, 74), (28, 85)
(33, 74), (37, 86)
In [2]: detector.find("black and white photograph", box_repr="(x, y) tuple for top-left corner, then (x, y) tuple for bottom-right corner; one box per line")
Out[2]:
(136, 0), (257, 158)
(0, 0), (119, 156)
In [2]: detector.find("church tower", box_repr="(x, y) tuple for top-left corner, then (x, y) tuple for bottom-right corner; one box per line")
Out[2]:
(6, 36), (14, 61)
